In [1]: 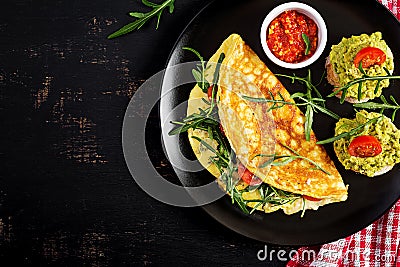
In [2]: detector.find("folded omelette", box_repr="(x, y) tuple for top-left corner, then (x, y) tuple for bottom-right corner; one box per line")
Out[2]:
(187, 34), (348, 215)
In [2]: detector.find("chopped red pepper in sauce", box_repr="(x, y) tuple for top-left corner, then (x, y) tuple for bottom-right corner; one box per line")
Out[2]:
(267, 10), (318, 63)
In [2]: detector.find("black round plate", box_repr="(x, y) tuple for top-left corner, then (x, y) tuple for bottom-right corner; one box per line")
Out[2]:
(160, 0), (400, 245)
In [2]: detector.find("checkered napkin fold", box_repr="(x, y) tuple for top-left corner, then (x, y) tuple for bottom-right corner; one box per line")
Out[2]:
(379, 0), (400, 20)
(287, 2), (399, 266)
(286, 200), (399, 266)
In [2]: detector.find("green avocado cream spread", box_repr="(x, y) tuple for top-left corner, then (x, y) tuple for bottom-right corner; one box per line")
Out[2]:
(329, 32), (394, 100)
(334, 110), (400, 177)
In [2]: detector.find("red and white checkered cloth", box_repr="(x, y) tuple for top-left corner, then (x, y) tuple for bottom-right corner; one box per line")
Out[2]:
(287, 4), (399, 266)
(286, 200), (400, 266)
(379, 0), (400, 20)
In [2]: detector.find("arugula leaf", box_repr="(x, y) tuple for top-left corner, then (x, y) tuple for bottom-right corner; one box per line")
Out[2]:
(353, 95), (400, 121)
(316, 116), (382, 144)
(108, 0), (175, 39)
(256, 145), (331, 175)
(328, 64), (400, 103)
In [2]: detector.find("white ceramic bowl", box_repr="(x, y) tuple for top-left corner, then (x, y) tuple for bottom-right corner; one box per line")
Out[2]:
(260, 2), (327, 69)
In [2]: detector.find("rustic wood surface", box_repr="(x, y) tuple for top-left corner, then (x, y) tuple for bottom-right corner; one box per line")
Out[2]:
(0, 0), (296, 266)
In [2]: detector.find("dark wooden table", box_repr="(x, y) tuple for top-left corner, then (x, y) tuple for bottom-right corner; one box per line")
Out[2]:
(1, 0), (297, 266)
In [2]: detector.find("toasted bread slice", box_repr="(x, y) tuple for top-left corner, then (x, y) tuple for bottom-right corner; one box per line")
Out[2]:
(333, 111), (400, 177)
(326, 32), (394, 103)
(325, 57), (370, 103)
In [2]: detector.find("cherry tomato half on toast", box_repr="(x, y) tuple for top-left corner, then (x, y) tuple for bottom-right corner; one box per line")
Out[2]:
(348, 135), (382, 158)
(353, 47), (386, 69)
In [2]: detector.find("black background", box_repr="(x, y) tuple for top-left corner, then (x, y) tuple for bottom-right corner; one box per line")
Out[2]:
(1, 0), (295, 266)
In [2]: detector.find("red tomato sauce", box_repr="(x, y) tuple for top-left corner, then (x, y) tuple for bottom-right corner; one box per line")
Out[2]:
(267, 10), (318, 63)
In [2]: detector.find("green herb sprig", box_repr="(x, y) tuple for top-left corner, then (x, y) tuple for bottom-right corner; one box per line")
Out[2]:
(242, 91), (296, 111)
(316, 116), (382, 144)
(182, 47), (210, 93)
(301, 33), (311, 55)
(278, 70), (335, 141)
(353, 95), (400, 121)
(207, 53), (226, 114)
(108, 0), (175, 39)
(256, 144), (330, 175)
(276, 70), (325, 104)
(242, 92), (338, 120)
(246, 185), (301, 215)
(190, 131), (253, 214)
(327, 64), (400, 103)
(216, 156), (304, 215)
(244, 70), (339, 141)
(168, 103), (218, 136)
(169, 51), (225, 137)
(277, 70), (340, 141)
